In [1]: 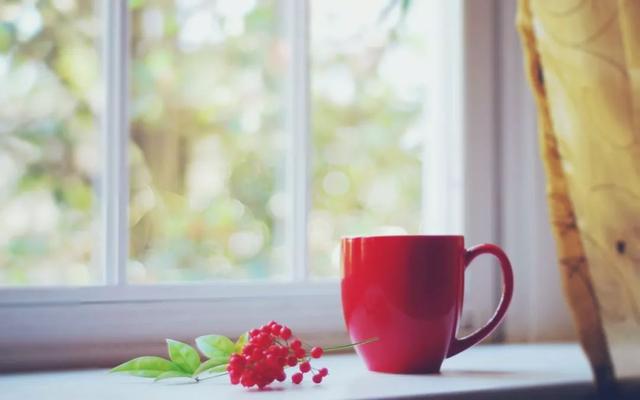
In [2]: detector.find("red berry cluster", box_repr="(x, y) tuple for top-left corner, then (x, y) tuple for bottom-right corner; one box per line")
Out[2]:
(227, 321), (328, 390)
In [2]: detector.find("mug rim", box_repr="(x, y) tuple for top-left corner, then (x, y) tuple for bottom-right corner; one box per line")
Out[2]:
(342, 234), (463, 240)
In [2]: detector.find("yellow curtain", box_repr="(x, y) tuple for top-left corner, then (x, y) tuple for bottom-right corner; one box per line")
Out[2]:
(517, 0), (640, 391)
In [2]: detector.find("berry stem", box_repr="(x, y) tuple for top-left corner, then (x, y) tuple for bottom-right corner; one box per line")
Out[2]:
(323, 337), (379, 353)
(195, 372), (229, 382)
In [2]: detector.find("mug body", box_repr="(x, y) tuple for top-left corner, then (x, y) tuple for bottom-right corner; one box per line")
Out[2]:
(341, 235), (465, 373)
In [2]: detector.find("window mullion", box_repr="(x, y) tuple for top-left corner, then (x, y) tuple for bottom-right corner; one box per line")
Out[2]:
(101, 0), (130, 286)
(283, 0), (311, 282)
(422, 0), (464, 234)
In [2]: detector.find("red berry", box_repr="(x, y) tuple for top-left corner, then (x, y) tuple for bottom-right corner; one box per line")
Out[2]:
(230, 354), (244, 365)
(243, 344), (255, 355)
(279, 326), (292, 340)
(319, 367), (329, 377)
(232, 323), (319, 390)
(299, 361), (311, 373)
(241, 374), (255, 387)
(252, 348), (264, 360)
(265, 354), (277, 365)
(253, 333), (268, 348)
(312, 374), (323, 384)
(294, 347), (306, 358)
(292, 372), (303, 384)
(310, 347), (324, 358)
(229, 365), (244, 373)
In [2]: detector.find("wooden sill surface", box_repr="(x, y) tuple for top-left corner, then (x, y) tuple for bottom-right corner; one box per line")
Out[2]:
(2, 343), (638, 399)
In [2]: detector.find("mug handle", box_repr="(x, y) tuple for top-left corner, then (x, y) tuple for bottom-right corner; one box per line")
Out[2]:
(446, 243), (514, 358)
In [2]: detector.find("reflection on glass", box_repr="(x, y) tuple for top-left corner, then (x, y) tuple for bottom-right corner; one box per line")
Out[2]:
(0, 0), (101, 286)
(310, 0), (428, 277)
(128, 0), (287, 282)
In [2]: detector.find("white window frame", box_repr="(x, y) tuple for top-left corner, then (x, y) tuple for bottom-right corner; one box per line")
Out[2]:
(0, 0), (505, 370)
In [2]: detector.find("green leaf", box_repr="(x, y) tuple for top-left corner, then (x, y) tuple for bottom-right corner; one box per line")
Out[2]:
(234, 333), (248, 354)
(195, 335), (235, 359)
(193, 358), (229, 377)
(110, 356), (181, 378)
(166, 339), (201, 374)
(154, 371), (193, 382)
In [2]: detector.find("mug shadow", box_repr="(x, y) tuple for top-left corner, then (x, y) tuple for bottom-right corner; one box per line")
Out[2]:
(367, 369), (522, 379)
(440, 369), (520, 378)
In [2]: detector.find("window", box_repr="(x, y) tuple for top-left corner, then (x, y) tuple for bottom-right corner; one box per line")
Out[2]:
(1, 0), (507, 368)
(0, 0), (102, 285)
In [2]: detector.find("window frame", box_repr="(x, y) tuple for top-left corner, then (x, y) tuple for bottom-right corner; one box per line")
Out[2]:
(0, 0), (506, 370)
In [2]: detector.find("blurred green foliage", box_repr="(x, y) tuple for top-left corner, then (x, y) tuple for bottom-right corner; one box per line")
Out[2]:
(1, 0), (427, 285)
(0, 0), (99, 285)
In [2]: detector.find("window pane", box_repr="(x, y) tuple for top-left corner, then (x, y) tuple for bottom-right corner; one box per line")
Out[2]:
(0, 0), (101, 286)
(129, 0), (287, 282)
(309, 0), (429, 277)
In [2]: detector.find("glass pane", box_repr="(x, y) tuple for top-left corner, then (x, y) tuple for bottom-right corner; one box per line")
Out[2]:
(0, 0), (101, 286)
(129, 0), (287, 282)
(310, 0), (429, 277)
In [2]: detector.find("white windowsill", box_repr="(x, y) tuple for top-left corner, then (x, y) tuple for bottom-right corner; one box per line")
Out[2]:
(6, 343), (639, 400)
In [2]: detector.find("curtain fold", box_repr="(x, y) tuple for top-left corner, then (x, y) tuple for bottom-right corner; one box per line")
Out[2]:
(516, 0), (640, 391)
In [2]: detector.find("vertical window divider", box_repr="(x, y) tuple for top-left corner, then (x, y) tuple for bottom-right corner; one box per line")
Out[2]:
(101, 0), (130, 286)
(284, 0), (311, 281)
(422, 0), (464, 235)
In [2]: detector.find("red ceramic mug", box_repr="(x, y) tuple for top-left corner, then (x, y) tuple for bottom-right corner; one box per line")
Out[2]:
(341, 235), (514, 373)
